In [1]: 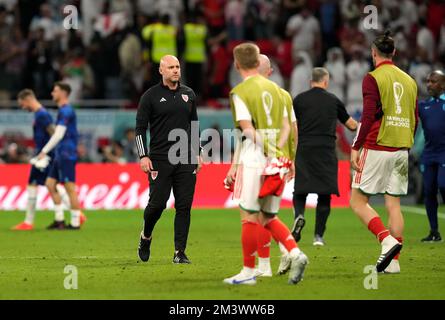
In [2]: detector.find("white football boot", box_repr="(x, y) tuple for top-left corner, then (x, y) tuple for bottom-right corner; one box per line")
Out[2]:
(383, 259), (400, 274)
(376, 235), (402, 272)
(277, 253), (291, 275)
(288, 250), (308, 284)
(223, 268), (257, 285)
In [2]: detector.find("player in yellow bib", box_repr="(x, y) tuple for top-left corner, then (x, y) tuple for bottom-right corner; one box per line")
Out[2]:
(254, 54), (299, 277)
(350, 31), (418, 274)
(223, 43), (307, 285)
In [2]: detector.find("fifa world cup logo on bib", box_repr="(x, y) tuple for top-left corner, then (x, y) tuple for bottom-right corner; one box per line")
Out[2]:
(393, 82), (404, 115)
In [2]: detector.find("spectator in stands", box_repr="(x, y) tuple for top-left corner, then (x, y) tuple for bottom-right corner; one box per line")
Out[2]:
(61, 47), (95, 100)
(1, 142), (28, 163)
(339, 17), (367, 60)
(409, 49), (433, 100)
(155, 0), (184, 28)
(345, 45), (369, 118)
(225, 0), (245, 41)
(121, 128), (138, 163)
(29, 3), (59, 42)
(289, 51), (312, 98)
(0, 5), (12, 38)
(27, 27), (56, 99)
(417, 18), (436, 63)
(77, 142), (92, 163)
(207, 35), (230, 99)
(201, 0), (226, 37)
(2, 26), (28, 99)
(142, 14), (178, 88)
(286, 7), (321, 64)
(119, 25), (144, 105)
(324, 47), (345, 102)
(182, 11), (208, 102)
(101, 140), (127, 164)
(318, 0), (341, 56)
(92, 0), (128, 99)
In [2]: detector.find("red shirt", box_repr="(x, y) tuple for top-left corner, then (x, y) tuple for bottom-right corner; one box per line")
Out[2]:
(352, 61), (418, 151)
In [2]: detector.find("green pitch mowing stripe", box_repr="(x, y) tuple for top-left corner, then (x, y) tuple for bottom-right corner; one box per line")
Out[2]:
(0, 207), (444, 300)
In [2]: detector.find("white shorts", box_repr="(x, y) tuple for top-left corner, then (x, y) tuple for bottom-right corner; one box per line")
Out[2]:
(352, 148), (409, 196)
(233, 144), (282, 214)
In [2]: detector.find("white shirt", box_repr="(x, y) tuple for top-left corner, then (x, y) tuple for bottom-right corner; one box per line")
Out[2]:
(286, 14), (320, 53)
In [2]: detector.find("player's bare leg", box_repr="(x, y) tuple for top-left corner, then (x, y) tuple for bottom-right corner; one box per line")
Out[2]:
(350, 188), (402, 272)
(12, 184), (38, 230)
(64, 181), (84, 229)
(45, 177), (66, 229)
(383, 195), (404, 273)
(349, 189), (378, 225)
(56, 184), (71, 209)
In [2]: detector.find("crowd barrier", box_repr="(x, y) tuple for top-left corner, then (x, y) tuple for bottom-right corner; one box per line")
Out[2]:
(0, 162), (351, 210)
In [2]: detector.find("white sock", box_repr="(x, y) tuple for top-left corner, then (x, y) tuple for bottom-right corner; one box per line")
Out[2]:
(56, 184), (71, 209)
(278, 242), (289, 255)
(289, 247), (302, 258)
(242, 266), (255, 276)
(71, 210), (81, 227)
(24, 185), (37, 225)
(258, 257), (271, 271)
(55, 204), (64, 222)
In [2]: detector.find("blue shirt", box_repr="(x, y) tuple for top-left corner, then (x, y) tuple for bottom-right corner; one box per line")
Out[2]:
(55, 104), (78, 161)
(33, 107), (54, 156)
(419, 93), (445, 158)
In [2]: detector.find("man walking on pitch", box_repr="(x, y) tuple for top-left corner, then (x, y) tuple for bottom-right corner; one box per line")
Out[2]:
(291, 68), (357, 246)
(136, 55), (202, 264)
(37, 82), (85, 230)
(11, 89), (69, 230)
(350, 31), (418, 273)
(224, 43), (307, 285)
(418, 70), (445, 242)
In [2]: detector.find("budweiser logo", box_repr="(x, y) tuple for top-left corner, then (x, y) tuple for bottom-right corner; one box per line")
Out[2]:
(0, 171), (175, 210)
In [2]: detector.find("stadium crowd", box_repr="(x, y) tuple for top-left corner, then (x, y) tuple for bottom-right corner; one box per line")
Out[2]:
(0, 0), (444, 164)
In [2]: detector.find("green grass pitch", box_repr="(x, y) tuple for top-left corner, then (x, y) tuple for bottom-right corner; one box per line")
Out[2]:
(0, 207), (444, 300)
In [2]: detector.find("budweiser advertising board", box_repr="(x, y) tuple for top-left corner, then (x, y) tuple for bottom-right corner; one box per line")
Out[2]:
(0, 163), (351, 210)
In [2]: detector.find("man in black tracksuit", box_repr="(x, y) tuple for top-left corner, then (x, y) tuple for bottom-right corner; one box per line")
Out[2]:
(135, 55), (202, 264)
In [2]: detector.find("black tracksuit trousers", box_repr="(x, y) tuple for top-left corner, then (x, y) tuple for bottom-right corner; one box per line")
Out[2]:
(143, 160), (197, 251)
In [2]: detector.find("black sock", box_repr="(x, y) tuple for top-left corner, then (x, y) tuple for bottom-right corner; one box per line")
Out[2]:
(315, 194), (331, 237)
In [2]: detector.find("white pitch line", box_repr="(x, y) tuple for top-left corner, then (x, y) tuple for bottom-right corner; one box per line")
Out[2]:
(401, 206), (445, 219)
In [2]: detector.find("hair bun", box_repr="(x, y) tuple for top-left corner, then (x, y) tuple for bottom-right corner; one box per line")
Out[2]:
(384, 30), (392, 38)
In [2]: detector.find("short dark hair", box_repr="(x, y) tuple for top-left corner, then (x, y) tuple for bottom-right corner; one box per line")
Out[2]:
(17, 89), (35, 100)
(54, 81), (71, 95)
(372, 30), (395, 58)
(311, 67), (329, 82)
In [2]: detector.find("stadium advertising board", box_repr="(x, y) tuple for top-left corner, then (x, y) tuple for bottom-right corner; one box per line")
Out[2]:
(0, 162), (351, 210)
